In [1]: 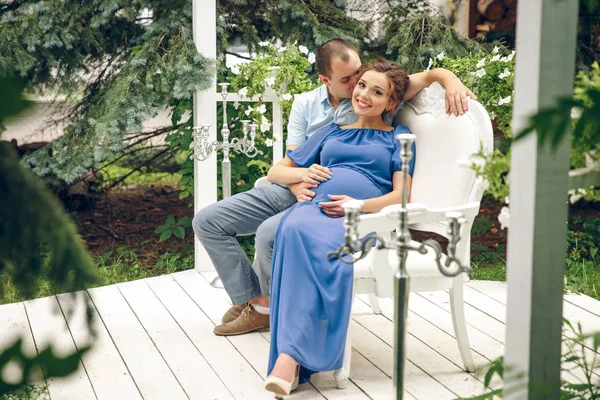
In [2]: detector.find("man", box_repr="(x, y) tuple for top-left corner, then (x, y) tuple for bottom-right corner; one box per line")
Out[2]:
(192, 39), (476, 336)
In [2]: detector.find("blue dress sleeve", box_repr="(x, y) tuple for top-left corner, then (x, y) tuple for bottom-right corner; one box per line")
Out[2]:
(391, 124), (416, 176)
(287, 124), (337, 168)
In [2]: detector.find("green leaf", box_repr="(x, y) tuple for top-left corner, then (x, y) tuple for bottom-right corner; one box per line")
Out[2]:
(173, 226), (185, 239)
(178, 217), (193, 228)
(159, 230), (173, 242)
(165, 215), (176, 227)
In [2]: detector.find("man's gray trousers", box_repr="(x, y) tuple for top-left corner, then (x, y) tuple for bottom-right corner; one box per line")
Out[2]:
(192, 184), (296, 304)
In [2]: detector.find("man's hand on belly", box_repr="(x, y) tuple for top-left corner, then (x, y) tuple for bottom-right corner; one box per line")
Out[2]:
(319, 195), (355, 218)
(288, 182), (318, 202)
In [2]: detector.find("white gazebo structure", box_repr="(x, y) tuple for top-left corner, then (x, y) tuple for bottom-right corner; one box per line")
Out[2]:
(1, 1), (599, 399)
(191, 0), (591, 398)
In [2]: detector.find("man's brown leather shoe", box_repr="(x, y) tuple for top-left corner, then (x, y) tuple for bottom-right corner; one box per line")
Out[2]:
(214, 304), (270, 336)
(221, 302), (248, 324)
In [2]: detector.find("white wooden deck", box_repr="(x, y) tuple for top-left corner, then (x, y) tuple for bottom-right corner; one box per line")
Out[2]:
(2, 269), (600, 400)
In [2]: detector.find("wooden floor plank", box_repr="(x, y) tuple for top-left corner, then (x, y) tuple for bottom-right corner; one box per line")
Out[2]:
(171, 270), (279, 399)
(87, 285), (187, 400)
(56, 292), (141, 400)
(118, 278), (232, 400)
(143, 275), (238, 399)
(351, 299), (484, 399)
(0, 302), (46, 392)
(198, 271), (370, 399)
(401, 294), (504, 362)
(24, 296), (96, 399)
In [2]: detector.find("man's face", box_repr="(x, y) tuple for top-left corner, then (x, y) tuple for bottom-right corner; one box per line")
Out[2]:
(320, 51), (362, 101)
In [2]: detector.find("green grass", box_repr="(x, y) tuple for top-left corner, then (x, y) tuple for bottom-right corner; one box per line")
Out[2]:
(1, 384), (49, 400)
(0, 248), (194, 306)
(100, 164), (181, 187)
(472, 260), (507, 282)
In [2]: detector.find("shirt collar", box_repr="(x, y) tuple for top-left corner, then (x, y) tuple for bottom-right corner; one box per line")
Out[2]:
(318, 85), (333, 111)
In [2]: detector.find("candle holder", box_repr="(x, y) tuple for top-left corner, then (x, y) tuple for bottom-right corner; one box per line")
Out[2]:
(327, 133), (472, 399)
(192, 82), (264, 198)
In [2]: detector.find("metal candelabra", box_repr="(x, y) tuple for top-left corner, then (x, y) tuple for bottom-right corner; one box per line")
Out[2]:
(191, 82), (263, 199)
(327, 133), (473, 400)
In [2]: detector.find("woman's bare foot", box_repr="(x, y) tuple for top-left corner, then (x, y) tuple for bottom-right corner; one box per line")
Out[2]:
(270, 353), (299, 382)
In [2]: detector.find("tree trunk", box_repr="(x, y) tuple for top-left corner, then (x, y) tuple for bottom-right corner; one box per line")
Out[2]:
(477, 0), (506, 22)
(503, 0), (516, 8)
(507, 6), (517, 24)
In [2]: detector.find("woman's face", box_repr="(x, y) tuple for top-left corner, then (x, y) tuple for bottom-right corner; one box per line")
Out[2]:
(351, 70), (395, 118)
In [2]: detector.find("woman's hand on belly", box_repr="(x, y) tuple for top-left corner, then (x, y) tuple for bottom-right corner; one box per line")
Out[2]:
(318, 195), (355, 218)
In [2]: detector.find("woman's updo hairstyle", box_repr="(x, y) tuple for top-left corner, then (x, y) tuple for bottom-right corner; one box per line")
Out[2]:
(356, 58), (410, 110)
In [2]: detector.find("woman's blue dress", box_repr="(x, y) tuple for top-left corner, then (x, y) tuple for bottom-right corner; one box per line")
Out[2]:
(268, 123), (415, 384)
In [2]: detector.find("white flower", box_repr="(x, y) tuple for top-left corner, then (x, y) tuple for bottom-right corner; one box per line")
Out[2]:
(265, 76), (275, 86)
(261, 115), (269, 124)
(491, 54), (501, 62)
(238, 87), (248, 97)
(568, 188), (586, 204)
(498, 95), (511, 105)
(504, 196), (510, 205)
(507, 52), (514, 61)
(233, 101), (240, 109)
(265, 139), (274, 147)
(307, 52), (316, 64)
(436, 51), (445, 61)
(482, 178), (490, 191)
(245, 106), (253, 116)
(260, 121), (271, 133)
(571, 107), (582, 120)
(277, 46), (287, 53)
(258, 41), (270, 47)
(489, 110), (496, 120)
(475, 68), (486, 78)
(500, 56), (509, 63)
(257, 104), (267, 114)
(499, 68), (511, 79)
(493, 46), (500, 54)
(498, 206), (511, 230)
(230, 65), (240, 75)
(282, 93), (293, 101)
(476, 58), (485, 68)
(298, 45), (309, 55)
(426, 58), (433, 71)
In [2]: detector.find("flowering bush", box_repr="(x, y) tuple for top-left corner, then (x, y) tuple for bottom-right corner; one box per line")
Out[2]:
(429, 45), (515, 138)
(229, 40), (319, 142)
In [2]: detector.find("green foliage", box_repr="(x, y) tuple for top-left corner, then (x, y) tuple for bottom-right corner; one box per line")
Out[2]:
(155, 215), (193, 241)
(458, 322), (600, 399)
(516, 61), (600, 165)
(0, 0), (214, 184)
(216, 0), (366, 55)
(567, 216), (600, 262)
(1, 384), (48, 400)
(0, 143), (98, 300)
(384, 7), (491, 74)
(0, 77), (31, 129)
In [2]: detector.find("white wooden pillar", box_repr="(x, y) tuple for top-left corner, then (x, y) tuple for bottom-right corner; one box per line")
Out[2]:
(192, 0), (217, 272)
(504, 0), (579, 398)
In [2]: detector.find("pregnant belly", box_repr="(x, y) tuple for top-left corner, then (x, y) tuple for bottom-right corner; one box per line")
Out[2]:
(312, 167), (383, 203)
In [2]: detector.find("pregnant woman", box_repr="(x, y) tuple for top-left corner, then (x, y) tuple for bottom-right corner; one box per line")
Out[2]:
(264, 58), (416, 397)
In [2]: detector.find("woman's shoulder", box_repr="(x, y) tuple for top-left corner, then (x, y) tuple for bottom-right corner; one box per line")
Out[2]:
(393, 124), (410, 134)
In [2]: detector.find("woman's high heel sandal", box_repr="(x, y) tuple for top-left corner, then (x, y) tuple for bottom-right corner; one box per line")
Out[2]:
(264, 365), (299, 398)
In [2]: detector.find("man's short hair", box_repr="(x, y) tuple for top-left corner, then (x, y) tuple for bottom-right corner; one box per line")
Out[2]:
(316, 39), (359, 78)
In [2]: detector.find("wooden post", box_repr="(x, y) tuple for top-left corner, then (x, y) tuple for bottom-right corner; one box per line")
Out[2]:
(192, 0), (217, 272)
(504, 0), (579, 398)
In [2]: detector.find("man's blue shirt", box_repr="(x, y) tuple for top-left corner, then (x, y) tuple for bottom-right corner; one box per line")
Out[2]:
(286, 85), (405, 146)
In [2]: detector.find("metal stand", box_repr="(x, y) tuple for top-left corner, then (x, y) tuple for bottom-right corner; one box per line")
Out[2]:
(327, 133), (473, 399)
(192, 83), (265, 288)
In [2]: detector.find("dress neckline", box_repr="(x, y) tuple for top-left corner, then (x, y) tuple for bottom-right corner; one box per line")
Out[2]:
(337, 124), (394, 133)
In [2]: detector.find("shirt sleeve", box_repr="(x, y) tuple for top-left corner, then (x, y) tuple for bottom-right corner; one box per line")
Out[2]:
(391, 124), (416, 176)
(286, 95), (308, 146)
(287, 125), (335, 168)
